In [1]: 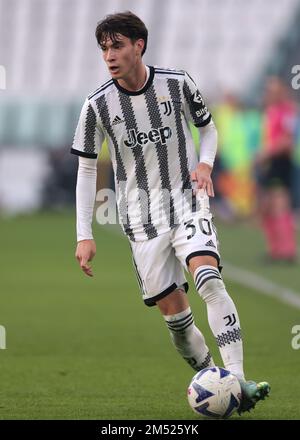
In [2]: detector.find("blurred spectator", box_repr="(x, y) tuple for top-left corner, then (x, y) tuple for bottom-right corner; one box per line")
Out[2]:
(255, 77), (298, 262)
(292, 117), (300, 215)
(213, 94), (261, 220)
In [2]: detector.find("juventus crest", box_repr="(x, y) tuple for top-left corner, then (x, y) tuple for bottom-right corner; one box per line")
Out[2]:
(160, 100), (172, 116)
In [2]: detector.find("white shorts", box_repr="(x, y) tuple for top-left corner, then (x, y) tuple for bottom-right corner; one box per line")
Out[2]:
(129, 212), (220, 307)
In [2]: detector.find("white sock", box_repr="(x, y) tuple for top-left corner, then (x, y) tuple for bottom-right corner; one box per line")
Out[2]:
(194, 265), (245, 381)
(164, 307), (214, 371)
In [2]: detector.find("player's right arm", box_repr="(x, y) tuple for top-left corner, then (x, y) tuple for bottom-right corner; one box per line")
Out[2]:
(71, 98), (104, 276)
(75, 156), (97, 277)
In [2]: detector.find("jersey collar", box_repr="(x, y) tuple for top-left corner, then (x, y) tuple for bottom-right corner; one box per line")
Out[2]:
(113, 66), (154, 96)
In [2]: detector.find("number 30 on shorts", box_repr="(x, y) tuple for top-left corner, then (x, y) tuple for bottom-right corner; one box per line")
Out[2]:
(184, 218), (214, 240)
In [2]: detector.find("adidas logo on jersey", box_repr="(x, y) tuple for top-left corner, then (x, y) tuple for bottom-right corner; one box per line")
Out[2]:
(112, 115), (124, 125)
(205, 240), (216, 248)
(124, 126), (172, 148)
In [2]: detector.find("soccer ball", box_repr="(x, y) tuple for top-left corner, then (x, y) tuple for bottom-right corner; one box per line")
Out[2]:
(187, 367), (242, 418)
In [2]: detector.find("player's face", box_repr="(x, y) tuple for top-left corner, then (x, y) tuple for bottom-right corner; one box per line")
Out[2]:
(100, 34), (144, 81)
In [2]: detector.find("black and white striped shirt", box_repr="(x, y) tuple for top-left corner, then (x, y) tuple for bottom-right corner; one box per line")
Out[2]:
(71, 66), (212, 241)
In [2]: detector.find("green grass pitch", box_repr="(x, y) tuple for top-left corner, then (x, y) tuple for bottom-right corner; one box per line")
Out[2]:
(0, 212), (299, 419)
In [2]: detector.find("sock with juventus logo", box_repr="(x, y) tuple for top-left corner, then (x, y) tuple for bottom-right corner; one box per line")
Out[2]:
(194, 265), (245, 381)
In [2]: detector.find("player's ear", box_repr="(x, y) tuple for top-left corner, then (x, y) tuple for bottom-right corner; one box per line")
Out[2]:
(135, 38), (145, 56)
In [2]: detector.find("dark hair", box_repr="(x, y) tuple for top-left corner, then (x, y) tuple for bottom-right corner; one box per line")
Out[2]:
(95, 11), (148, 56)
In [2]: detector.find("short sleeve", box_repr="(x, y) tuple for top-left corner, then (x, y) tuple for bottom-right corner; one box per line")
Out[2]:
(71, 99), (104, 159)
(182, 71), (212, 128)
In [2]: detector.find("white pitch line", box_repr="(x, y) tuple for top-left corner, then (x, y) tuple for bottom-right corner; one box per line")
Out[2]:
(223, 261), (300, 310)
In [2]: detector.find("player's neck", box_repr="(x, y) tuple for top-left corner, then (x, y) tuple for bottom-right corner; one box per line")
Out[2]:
(117, 63), (147, 92)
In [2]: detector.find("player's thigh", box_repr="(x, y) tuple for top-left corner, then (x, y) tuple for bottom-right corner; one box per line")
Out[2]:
(130, 232), (187, 308)
(172, 212), (221, 273)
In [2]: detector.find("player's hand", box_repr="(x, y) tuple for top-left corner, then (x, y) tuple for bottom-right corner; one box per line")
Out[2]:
(191, 162), (214, 197)
(75, 239), (96, 277)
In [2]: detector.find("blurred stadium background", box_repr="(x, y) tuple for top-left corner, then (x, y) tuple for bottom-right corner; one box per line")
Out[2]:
(0, 0), (300, 419)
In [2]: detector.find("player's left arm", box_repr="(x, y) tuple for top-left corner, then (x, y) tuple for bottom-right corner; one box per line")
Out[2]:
(182, 72), (217, 197)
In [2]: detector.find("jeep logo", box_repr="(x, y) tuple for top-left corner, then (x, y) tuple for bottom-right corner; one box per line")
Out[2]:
(124, 126), (172, 148)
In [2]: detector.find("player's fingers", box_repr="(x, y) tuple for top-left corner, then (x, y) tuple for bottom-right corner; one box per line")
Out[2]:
(80, 257), (88, 269)
(81, 262), (93, 276)
(207, 181), (214, 197)
(197, 178), (206, 190)
(190, 171), (197, 181)
(83, 267), (93, 277)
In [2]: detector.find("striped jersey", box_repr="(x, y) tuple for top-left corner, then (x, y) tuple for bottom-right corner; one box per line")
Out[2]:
(71, 66), (212, 241)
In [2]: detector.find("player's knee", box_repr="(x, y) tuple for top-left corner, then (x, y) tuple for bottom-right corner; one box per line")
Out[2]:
(194, 266), (228, 303)
(199, 278), (228, 304)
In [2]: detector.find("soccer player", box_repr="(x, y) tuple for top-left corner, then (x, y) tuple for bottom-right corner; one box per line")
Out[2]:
(71, 11), (270, 414)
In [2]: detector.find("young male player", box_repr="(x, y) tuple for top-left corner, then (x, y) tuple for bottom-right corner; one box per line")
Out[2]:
(71, 11), (270, 414)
